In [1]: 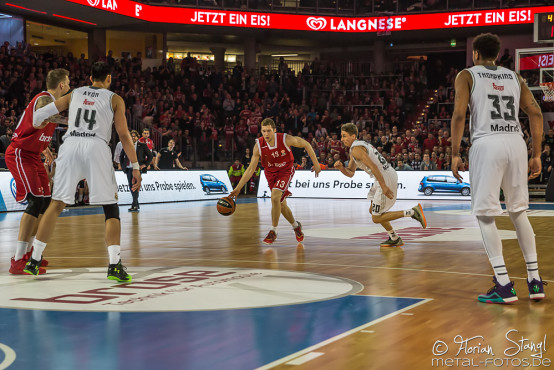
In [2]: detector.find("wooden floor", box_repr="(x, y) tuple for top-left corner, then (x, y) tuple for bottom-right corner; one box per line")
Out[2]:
(0, 198), (552, 369)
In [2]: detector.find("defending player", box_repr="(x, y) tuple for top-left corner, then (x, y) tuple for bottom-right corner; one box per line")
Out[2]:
(451, 33), (545, 303)
(229, 118), (321, 244)
(5, 68), (70, 274)
(24, 62), (141, 282)
(335, 123), (426, 247)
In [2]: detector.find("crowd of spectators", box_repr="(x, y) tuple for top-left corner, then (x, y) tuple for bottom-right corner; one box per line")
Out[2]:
(0, 41), (553, 184)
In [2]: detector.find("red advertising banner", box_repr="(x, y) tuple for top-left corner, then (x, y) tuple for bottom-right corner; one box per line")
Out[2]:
(66, 1), (554, 33)
(519, 53), (554, 70)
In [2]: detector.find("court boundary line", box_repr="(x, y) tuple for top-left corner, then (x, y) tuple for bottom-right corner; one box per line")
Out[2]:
(255, 298), (432, 370)
(30, 257), (553, 282)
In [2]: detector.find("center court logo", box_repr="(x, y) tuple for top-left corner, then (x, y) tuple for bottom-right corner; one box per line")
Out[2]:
(3, 267), (362, 312)
(307, 17), (327, 31)
(0, 343), (16, 369)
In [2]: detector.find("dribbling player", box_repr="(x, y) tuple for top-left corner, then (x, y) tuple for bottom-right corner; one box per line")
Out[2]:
(335, 123), (426, 247)
(24, 62), (141, 282)
(451, 33), (545, 303)
(229, 118), (321, 244)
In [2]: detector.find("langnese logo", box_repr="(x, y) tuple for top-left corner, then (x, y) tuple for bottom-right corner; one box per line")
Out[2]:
(86, 0), (118, 11)
(307, 17), (327, 31)
(10, 178), (27, 205)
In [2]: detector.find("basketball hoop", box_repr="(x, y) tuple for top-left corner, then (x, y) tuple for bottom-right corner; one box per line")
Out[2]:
(540, 82), (554, 102)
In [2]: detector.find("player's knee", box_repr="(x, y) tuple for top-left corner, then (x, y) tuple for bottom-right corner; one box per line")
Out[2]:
(476, 215), (495, 226)
(24, 195), (42, 218)
(40, 197), (51, 214)
(371, 214), (382, 223)
(103, 204), (120, 221)
(270, 192), (281, 203)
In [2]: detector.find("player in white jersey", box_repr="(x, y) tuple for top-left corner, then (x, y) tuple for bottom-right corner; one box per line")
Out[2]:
(335, 123), (427, 247)
(23, 62), (141, 282)
(451, 33), (545, 303)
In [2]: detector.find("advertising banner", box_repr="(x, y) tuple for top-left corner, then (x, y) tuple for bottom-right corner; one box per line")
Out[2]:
(66, 0), (553, 33)
(0, 170), (232, 212)
(257, 170), (472, 200)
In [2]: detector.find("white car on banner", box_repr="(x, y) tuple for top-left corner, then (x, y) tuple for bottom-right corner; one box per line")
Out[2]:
(256, 170), (472, 200)
(0, 170), (232, 212)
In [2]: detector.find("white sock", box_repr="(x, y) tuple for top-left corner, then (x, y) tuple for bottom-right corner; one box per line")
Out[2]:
(508, 211), (540, 282)
(404, 209), (415, 217)
(291, 221), (298, 228)
(27, 236), (35, 253)
(31, 239), (47, 261)
(271, 227), (277, 233)
(477, 216), (510, 285)
(14, 241), (28, 261)
(387, 229), (399, 241)
(107, 245), (121, 265)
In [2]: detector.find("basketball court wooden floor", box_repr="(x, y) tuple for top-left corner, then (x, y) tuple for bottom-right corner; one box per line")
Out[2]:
(0, 198), (552, 370)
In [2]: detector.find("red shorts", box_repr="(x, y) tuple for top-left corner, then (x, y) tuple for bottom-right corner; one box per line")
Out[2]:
(265, 167), (294, 202)
(4, 145), (51, 203)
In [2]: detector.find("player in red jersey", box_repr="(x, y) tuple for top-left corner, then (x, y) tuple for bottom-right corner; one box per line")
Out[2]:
(5, 68), (70, 274)
(230, 118), (321, 244)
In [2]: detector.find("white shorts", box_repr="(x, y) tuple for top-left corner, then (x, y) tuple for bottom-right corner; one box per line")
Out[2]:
(368, 169), (398, 215)
(469, 134), (528, 216)
(53, 138), (118, 205)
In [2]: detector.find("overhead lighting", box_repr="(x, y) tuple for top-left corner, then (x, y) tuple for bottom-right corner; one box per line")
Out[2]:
(0, 13), (12, 19)
(52, 14), (97, 26)
(271, 54), (298, 57)
(5, 3), (46, 14)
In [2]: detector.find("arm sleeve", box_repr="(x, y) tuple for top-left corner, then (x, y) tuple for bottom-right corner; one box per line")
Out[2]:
(33, 102), (60, 128)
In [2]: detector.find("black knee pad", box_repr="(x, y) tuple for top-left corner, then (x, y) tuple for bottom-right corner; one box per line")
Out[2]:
(40, 197), (51, 214)
(24, 195), (43, 218)
(103, 204), (120, 221)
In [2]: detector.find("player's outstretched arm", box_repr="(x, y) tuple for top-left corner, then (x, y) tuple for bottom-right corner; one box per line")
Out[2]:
(334, 154), (356, 177)
(518, 73), (544, 179)
(32, 93), (72, 129)
(286, 135), (321, 177)
(351, 146), (393, 199)
(113, 94), (141, 192)
(229, 146), (260, 198)
(451, 70), (471, 182)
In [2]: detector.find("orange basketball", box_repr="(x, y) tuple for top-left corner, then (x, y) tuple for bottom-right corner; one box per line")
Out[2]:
(217, 197), (236, 216)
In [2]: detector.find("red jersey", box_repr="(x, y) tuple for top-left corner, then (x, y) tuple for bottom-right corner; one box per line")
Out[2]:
(139, 137), (154, 150)
(257, 133), (294, 173)
(11, 91), (56, 154)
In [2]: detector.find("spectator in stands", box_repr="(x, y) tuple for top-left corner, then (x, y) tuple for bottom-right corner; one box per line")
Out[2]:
(421, 153), (437, 171)
(155, 139), (187, 170)
(423, 133), (438, 153)
(296, 156), (309, 170)
(0, 128), (12, 155)
(242, 147), (252, 168)
(498, 48), (513, 69)
(542, 144), (553, 182)
(228, 159), (245, 189)
(411, 153), (422, 170)
(396, 160), (413, 171)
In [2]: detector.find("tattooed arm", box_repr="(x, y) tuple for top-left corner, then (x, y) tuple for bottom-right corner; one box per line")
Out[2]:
(518, 73), (544, 179)
(33, 94), (71, 129)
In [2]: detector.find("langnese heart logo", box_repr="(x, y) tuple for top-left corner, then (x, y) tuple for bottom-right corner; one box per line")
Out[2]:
(87, 0), (101, 6)
(307, 17), (327, 31)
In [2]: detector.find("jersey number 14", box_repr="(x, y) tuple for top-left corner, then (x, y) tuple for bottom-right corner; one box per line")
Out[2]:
(74, 108), (97, 130)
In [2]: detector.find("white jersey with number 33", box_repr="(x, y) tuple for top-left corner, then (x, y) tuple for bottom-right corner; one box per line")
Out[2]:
(467, 65), (522, 142)
(65, 86), (115, 144)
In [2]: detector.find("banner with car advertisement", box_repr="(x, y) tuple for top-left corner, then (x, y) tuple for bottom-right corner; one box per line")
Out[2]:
(257, 170), (472, 201)
(0, 170), (232, 212)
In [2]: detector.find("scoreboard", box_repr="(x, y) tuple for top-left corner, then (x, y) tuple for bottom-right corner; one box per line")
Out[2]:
(534, 12), (554, 43)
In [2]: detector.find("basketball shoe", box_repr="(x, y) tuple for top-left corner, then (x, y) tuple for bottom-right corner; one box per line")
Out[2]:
(23, 257), (45, 276)
(263, 230), (277, 245)
(293, 222), (304, 242)
(24, 247), (48, 267)
(380, 237), (404, 247)
(478, 277), (518, 304)
(10, 257), (45, 275)
(411, 204), (427, 228)
(107, 260), (132, 282)
(527, 278), (547, 301)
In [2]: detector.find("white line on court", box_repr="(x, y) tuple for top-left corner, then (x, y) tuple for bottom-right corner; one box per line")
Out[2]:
(285, 352), (325, 366)
(255, 299), (432, 370)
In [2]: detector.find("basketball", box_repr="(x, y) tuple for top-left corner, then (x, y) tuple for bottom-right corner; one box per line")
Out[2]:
(217, 197), (236, 216)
